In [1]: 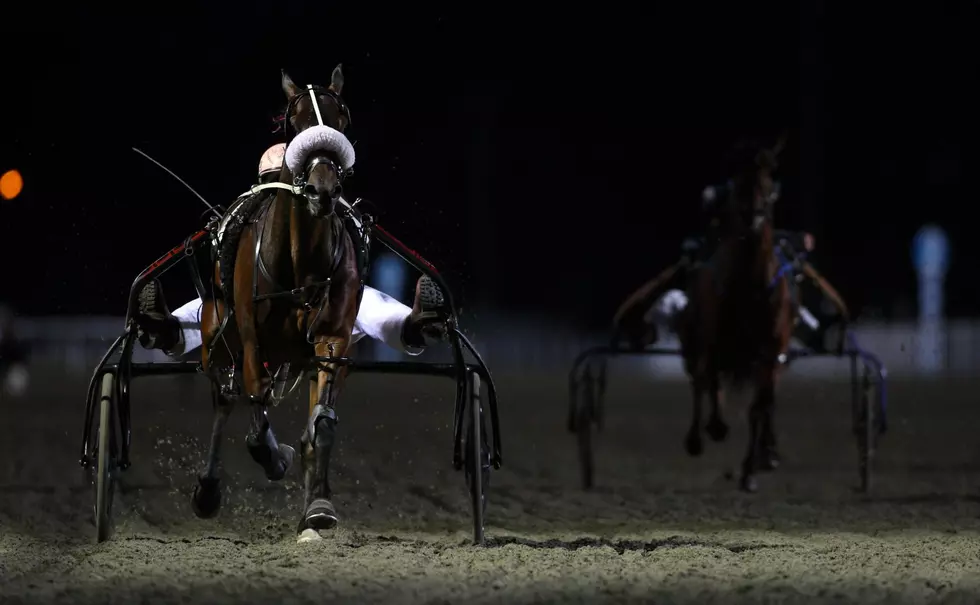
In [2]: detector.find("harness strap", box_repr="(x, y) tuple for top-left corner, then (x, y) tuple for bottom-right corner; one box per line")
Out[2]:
(249, 201), (350, 344)
(769, 246), (796, 289)
(241, 182), (303, 197)
(307, 84), (325, 126)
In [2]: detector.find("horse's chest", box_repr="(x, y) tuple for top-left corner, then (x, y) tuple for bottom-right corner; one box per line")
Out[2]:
(252, 307), (318, 359)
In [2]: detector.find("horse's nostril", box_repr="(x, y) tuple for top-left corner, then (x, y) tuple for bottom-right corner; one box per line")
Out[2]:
(304, 184), (318, 198)
(332, 185), (343, 199)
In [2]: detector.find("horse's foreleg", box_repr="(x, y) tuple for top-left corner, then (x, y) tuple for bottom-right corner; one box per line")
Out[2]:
(685, 375), (706, 457)
(191, 384), (234, 518)
(740, 366), (777, 493)
(241, 339), (295, 482)
(758, 402), (780, 471)
(299, 336), (351, 534)
(705, 375), (729, 442)
(299, 374), (317, 507)
(759, 362), (782, 471)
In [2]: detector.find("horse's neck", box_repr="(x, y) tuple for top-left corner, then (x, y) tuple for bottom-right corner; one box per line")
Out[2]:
(746, 222), (775, 286)
(757, 222), (776, 275)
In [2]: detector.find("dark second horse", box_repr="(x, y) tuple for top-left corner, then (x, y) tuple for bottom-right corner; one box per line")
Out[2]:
(194, 65), (361, 538)
(679, 137), (795, 493)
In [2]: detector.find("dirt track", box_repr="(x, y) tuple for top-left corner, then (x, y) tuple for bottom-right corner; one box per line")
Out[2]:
(3, 365), (980, 604)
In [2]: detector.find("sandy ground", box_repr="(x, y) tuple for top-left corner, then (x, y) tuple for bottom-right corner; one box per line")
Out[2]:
(3, 363), (980, 604)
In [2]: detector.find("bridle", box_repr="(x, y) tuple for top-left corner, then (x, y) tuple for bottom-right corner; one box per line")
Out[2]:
(706, 175), (780, 238)
(282, 84), (353, 196)
(748, 179), (779, 233)
(242, 83), (356, 345)
(728, 159), (780, 235)
(734, 170), (793, 291)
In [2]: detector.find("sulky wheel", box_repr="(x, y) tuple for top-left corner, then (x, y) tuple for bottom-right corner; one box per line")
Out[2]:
(574, 366), (598, 490)
(94, 372), (119, 542)
(463, 373), (491, 545)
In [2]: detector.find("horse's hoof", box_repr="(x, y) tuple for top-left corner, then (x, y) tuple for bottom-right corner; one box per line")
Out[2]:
(705, 419), (729, 442)
(191, 477), (222, 519)
(304, 498), (339, 531)
(757, 446), (780, 471)
(264, 444), (296, 482)
(684, 432), (704, 457)
(759, 455), (780, 471)
(739, 475), (758, 493)
(297, 528), (323, 543)
(279, 444), (297, 476)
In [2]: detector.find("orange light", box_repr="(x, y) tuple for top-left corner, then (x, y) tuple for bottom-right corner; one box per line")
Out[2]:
(0, 170), (23, 200)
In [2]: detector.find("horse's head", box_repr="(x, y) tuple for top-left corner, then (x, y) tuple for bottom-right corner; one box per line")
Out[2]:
(280, 65), (354, 218)
(722, 134), (785, 236)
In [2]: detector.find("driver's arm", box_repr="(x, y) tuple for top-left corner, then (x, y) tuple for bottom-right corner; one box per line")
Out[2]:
(612, 264), (683, 330)
(800, 261), (850, 323)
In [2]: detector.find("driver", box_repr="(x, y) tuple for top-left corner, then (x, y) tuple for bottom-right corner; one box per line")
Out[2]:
(135, 144), (446, 359)
(612, 185), (848, 352)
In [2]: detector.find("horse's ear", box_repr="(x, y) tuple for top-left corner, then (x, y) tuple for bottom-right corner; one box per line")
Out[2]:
(329, 64), (344, 95)
(281, 70), (302, 99)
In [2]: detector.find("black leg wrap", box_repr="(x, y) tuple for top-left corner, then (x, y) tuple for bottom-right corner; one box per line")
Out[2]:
(247, 421), (294, 481)
(759, 428), (780, 471)
(312, 411), (337, 499)
(306, 404), (338, 444)
(300, 408), (340, 532)
(191, 475), (222, 519)
(740, 406), (766, 492)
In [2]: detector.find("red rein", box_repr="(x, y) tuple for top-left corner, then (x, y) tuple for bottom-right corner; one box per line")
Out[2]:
(271, 114), (286, 133)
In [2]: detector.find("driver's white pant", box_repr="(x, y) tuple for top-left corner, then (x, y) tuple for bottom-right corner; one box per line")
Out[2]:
(643, 289), (689, 335)
(168, 285), (422, 358)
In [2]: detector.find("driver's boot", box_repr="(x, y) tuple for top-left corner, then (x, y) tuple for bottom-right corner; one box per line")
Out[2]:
(401, 276), (449, 349)
(136, 279), (181, 353)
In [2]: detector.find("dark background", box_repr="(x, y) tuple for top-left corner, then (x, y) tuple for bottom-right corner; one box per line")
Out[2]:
(1, 2), (976, 326)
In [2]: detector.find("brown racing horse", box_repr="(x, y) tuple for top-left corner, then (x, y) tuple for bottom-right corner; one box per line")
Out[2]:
(678, 136), (794, 493)
(192, 65), (361, 537)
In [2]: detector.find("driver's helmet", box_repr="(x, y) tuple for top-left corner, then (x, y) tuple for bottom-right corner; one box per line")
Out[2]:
(258, 143), (286, 178)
